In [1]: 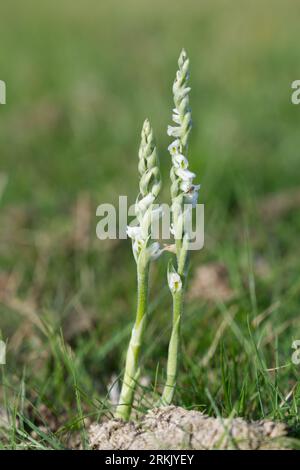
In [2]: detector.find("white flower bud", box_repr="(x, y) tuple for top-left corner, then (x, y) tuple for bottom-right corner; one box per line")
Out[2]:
(172, 109), (181, 124)
(167, 125), (182, 138)
(137, 193), (155, 213)
(129, 120), (163, 264)
(168, 271), (182, 293)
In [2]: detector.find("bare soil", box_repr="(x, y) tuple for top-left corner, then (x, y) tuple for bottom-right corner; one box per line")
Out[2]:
(89, 406), (288, 450)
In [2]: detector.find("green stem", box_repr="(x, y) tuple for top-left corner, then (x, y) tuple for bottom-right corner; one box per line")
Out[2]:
(161, 241), (189, 405)
(115, 259), (149, 420)
(161, 290), (182, 405)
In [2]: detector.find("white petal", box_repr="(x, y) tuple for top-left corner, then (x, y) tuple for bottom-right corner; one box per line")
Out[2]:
(181, 181), (200, 193)
(177, 86), (191, 100)
(168, 139), (182, 156)
(167, 125), (182, 138)
(168, 272), (182, 293)
(172, 113), (181, 124)
(138, 193), (155, 212)
(176, 168), (196, 181)
(173, 154), (188, 169)
(127, 225), (142, 239)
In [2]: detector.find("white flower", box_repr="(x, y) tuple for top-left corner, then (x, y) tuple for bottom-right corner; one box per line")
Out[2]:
(132, 237), (144, 260)
(147, 241), (162, 260)
(175, 168), (196, 181)
(168, 139), (182, 155)
(180, 182), (200, 194)
(168, 271), (182, 293)
(137, 193), (155, 213)
(128, 228), (163, 261)
(167, 125), (182, 138)
(140, 205), (163, 239)
(172, 154), (188, 169)
(127, 225), (142, 240)
(127, 225), (144, 261)
(176, 86), (191, 100)
(172, 108), (181, 124)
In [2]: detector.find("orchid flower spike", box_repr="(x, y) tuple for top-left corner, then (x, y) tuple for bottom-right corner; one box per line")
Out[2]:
(116, 119), (162, 421)
(127, 119), (163, 263)
(162, 49), (201, 407)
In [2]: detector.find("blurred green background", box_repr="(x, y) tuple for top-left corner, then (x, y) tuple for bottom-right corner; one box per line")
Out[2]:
(1, 0), (300, 447)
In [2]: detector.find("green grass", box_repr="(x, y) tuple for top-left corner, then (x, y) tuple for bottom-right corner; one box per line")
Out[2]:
(1, 0), (300, 449)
